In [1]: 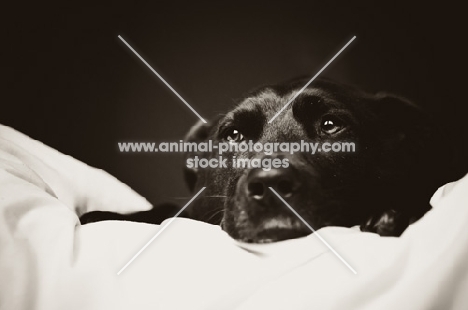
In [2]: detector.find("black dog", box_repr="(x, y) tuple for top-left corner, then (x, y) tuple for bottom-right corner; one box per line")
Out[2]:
(81, 77), (463, 243)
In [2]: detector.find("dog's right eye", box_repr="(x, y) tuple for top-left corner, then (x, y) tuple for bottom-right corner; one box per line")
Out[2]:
(224, 128), (245, 143)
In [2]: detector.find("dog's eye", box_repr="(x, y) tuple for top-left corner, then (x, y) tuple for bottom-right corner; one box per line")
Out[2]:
(224, 128), (245, 143)
(320, 116), (344, 135)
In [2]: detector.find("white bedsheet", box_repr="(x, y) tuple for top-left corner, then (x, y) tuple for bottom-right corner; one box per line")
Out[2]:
(1, 124), (467, 310)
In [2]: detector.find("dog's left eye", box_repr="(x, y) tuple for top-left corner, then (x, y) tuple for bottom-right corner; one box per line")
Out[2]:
(224, 128), (245, 143)
(320, 116), (344, 135)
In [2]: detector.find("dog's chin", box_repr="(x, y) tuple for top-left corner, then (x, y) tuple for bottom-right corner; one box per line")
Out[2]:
(234, 217), (311, 243)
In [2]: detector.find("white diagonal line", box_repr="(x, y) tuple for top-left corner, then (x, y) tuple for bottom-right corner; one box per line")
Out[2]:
(268, 36), (356, 123)
(117, 187), (206, 275)
(118, 35), (207, 123)
(268, 187), (357, 274)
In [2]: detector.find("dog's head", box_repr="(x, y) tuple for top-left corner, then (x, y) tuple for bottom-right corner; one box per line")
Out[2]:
(183, 78), (456, 243)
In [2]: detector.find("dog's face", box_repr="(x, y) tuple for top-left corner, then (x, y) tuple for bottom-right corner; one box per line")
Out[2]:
(184, 78), (439, 243)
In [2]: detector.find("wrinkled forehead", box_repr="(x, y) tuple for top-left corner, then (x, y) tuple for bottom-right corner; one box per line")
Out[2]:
(223, 85), (350, 124)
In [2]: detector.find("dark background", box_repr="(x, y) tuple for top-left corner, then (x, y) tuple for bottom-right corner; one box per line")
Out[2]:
(4, 1), (467, 207)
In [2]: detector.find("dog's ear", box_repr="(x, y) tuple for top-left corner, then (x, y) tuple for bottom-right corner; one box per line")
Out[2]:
(183, 116), (222, 192)
(369, 93), (431, 144)
(362, 94), (434, 236)
(363, 93), (465, 236)
(367, 93), (434, 184)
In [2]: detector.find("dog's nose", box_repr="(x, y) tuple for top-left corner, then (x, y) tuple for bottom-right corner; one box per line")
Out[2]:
(247, 168), (298, 201)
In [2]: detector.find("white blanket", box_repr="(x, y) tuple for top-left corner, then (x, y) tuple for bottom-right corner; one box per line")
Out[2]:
(1, 124), (467, 310)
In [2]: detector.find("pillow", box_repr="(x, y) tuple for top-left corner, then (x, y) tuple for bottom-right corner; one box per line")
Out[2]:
(0, 124), (152, 216)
